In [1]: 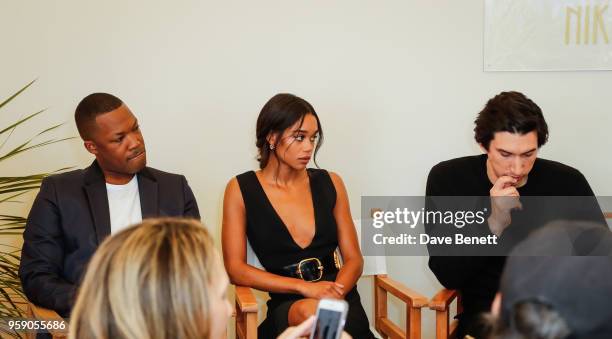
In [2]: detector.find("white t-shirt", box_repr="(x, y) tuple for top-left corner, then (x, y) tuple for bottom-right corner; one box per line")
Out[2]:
(106, 175), (143, 234)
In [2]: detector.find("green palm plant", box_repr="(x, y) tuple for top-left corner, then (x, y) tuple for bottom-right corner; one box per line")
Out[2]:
(0, 80), (73, 337)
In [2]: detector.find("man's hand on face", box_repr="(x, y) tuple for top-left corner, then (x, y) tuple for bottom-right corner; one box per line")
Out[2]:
(488, 176), (523, 236)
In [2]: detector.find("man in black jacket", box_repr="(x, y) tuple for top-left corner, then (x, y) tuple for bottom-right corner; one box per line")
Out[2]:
(19, 93), (200, 317)
(425, 91), (606, 338)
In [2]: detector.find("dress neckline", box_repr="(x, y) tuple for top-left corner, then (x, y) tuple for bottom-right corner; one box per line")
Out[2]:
(250, 169), (318, 250)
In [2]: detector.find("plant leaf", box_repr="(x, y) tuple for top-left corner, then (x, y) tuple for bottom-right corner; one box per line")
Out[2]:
(0, 109), (46, 136)
(0, 137), (75, 162)
(0, 80), (36, 112)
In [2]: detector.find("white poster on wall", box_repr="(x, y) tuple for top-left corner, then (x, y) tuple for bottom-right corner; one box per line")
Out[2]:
(484, 0), (612, 71)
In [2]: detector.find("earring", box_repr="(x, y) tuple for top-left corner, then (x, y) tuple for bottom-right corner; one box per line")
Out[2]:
(269, 144), (275, 150)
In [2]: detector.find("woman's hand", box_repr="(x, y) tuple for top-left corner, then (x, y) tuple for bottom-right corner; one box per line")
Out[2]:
(277, 316), (353, 339)
(277, 316), (315, 339)
(298, 281), (345, 299)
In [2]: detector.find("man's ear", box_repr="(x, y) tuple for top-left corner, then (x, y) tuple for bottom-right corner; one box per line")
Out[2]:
(84, 141), (98, 155)
(491, 292), (502, 316)
(479, 143), (489, 154)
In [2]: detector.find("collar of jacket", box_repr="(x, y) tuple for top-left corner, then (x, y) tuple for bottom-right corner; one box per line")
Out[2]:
(82, 160), (158, 243)
(83, 159), (156, 185)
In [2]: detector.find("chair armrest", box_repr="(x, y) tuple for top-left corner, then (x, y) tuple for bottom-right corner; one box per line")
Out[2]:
(27, 302), (63, 320)
(26, 302), (67, 338)
(235, 285), (258, 313)
(428, 288), (458, 311)
(375, 274), (427, 339)
(375, 274), (428, 308)
(234, 286), (258, 339)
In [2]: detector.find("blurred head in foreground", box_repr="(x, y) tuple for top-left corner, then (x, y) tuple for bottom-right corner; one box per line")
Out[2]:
(487, 221), (612, 339)
(69, 218), (232, 339)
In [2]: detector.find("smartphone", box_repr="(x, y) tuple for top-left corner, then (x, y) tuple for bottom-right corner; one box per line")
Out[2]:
(309, 298), (349, 339)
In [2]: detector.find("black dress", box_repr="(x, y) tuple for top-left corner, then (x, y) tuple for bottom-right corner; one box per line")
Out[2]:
(236, 169), (375, 339)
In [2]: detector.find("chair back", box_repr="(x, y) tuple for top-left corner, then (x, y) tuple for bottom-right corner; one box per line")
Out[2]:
(246, 239), (264, 269)
(354, 219), (387, 276)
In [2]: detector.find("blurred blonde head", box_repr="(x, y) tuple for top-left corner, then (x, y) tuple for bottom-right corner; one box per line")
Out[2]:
(69, 218), (231, 339)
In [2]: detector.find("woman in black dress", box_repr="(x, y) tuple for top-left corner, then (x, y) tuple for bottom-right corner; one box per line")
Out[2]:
(222, 93), (375, 338)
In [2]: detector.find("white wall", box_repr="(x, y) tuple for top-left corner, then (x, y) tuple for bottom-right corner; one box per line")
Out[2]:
(2, 1), (611, 338)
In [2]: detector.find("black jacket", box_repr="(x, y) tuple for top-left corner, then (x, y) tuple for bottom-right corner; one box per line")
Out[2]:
(19, 160), (200, 316)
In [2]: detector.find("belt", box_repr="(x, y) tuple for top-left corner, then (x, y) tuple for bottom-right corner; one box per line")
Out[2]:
(272, 252), (341, 282)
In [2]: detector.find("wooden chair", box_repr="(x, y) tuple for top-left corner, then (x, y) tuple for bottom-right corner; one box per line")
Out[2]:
(429, 212), (612, 339)
(236, 275), (427, 339)
(428, 289), (461, 339)
(372, 274), (428, 338)
(234, 219), (428, 339)
(234, 285), (258, 339)
(25, 301), (67, 339)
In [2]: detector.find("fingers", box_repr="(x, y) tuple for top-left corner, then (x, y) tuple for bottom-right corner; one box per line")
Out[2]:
(323, 288), (342, 299)
(330, 282), (345, 297)
(498, 186), (519, 196)
(491, 176), (520, 200)
(277, 316), (315, 339)
(491, 176), (522, 198)
(308, 282), (346, 299)
(293, 315), (315, 336)
(492, 176), (517, 191)
(320, 284), (343, 299)
(331, 285), (344, 297)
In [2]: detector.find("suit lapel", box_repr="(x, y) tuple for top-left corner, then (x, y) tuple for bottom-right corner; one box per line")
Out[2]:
(83, 161), (111, 244)
(83, 162), (159, 243)
(138, 167), (159, 218)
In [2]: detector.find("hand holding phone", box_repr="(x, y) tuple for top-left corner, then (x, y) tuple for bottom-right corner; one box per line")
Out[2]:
(277, 316), (316, 339)
(309, 298), (349, 339)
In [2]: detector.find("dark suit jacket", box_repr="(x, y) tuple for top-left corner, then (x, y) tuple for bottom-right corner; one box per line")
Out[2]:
(19, 160), (200, 316)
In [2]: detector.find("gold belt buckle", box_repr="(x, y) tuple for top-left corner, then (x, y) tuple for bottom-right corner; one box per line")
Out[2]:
(333, 250), (343, 269)
(297, 257), (323, 282)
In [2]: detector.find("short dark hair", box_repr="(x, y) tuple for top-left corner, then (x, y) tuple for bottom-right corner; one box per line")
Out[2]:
(485, 300), (571, 339)
(256, 93), (323, 169)
(474, 91), (549, 150)
(75, 93), (123, 140)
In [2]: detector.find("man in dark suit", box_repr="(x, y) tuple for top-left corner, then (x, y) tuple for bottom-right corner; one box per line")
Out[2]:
(19, 93), (200, 317)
